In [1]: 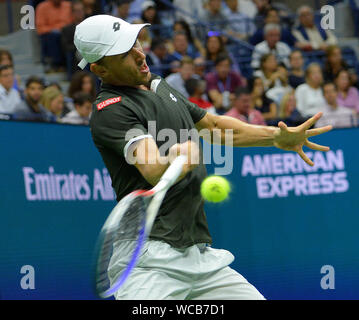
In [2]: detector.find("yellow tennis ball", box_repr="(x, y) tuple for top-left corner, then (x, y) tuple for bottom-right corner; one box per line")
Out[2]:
(200, 175), (231, 203)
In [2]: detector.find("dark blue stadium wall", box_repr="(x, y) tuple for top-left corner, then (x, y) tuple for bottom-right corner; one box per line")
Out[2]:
(0, 120), (358, 299)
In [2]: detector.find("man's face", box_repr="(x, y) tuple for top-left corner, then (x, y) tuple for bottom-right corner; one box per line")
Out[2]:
(0, 68), (14, 91)
(215, 59), (231, 79)
(323, 84), (337, 105)
(76, 101), (92, 118)
(94, 40), (151, 87)
(173, 34), (188, 54)
(26, 82), (44, 103)
(265, 29), (280, 48)
(180, 63), (194, 81)
(266, 10), (280, 24)
(300, 9), (314, 27)
(118, 3), (130, 19)
(234, 94), (251, 114)
(209, 0), (222, 13)
(290, 51), (304, 69)
(154, 44), (167, 60)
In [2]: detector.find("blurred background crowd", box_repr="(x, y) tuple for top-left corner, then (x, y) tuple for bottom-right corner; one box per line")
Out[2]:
(1, 0), (359, 128)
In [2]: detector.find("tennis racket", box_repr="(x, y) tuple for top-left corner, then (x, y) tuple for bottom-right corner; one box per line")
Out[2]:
(93, 155), (187, 298)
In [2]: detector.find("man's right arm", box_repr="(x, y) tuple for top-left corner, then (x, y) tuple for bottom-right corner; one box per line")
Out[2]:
(131, 137), (200, 186)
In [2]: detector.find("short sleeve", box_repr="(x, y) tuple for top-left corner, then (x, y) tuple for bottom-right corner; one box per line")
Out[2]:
(205, 73), (218, 92)
(91, 102), (150, 159)
(185, 99), (207, 124)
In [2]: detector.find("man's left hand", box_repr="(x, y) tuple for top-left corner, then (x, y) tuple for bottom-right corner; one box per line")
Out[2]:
(273, 112), (332, 166)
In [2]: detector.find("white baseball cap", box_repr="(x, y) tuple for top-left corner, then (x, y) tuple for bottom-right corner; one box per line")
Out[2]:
(74, 15), (150, 69)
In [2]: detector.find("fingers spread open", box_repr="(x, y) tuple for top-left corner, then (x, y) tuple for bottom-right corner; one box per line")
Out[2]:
(304, 140), (330, 152)
(305, 125), (333, 137)
(300, 112), (323, 130)
(298, 148), (314, 166)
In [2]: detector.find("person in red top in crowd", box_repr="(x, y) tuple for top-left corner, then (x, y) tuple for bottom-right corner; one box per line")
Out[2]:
(205, 53), (246, 114)
(36, 0), (73, 71)
(225, 87), (266, 125)
(185, 78), (217, 114)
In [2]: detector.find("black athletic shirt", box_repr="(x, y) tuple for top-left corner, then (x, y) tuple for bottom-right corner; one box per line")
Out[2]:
(90, 74), (212, 248)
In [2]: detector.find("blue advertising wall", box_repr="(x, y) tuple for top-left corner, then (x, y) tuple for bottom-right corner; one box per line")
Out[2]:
(0, 120), (358, 300)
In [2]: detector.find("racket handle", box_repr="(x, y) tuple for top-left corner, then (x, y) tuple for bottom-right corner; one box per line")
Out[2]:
(159, 155), (187, 186)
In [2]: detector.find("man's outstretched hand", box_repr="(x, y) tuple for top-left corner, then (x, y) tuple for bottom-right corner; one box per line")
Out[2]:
(273, 112), (332, 166)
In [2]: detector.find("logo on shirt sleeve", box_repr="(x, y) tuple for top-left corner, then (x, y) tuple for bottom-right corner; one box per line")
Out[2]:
(97, 96), (122, 111)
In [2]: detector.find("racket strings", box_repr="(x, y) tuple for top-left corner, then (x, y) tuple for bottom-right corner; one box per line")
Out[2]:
(115, 197), (146, 241)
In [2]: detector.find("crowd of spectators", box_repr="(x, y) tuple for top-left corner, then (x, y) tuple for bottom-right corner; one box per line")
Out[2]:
(0, 0), (359, 129)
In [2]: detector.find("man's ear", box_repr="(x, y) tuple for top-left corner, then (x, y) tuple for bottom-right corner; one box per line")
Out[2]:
(90, 63), (107, 78)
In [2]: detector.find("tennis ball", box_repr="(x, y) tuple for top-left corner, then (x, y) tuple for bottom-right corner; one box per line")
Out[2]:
(200, 175), (231, 203)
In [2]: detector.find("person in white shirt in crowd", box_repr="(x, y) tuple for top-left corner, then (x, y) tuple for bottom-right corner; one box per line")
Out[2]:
(223, 0), (256, 41)
(0, 65), (21, 116)
(61, 92), (92, 125)
(292, 5), (337, 51)
(266, 63), (293, 106)
(316, 82), (356, 128)
(295, 63), (326, 117)
(251, 23), (291, 69)
(253, 53), (282, 90)
(165, 56), (198, 98)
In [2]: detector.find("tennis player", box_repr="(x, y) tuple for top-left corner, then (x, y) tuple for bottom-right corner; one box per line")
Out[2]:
(74, 15), (332, 300)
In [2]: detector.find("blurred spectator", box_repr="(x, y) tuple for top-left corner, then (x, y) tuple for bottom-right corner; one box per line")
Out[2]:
(316, 82), (355, 128)
(223, 0), (256, 41)
(165, 56), (197, 98)
(248, 76), (277, 122)
(146, 38), (168, 77)
(0, 65), (21, 116)
(13, 76), (56, 122)
(251, 23), (291, 69)
(288, 50), (305, 89)
(61, 0), (86, 80)
(36, 0), (73, 72)
(200, 0), (230, 35)
(133, 19), (152, 53)
(185, 78), (217, 114)
(68, 71), (97, 101)
(141, 1), (161, 37)
(334, 69), (359, 114)
(292, 5), (337, 51)
(0, 49), (21, 91)
(278, 90), (307, 126)
(322, 45), (358, 88)
(204, 33), (240, 73)
(115, 0), (132, 20)
(252, 0), (272, 28)
(82, 0), (102, 18)
(40, 86), (64, 120)
(253, 53), (282, 90)
(61, 92), (92, 125)
(173, 0), (207, 25)
(166, 32), (200, 73)
(295, 63), (326, 117)
(266, 63), (293, 106)
(238, 0), (258, 18)
(205, 54), (246, 114)
(193, 56), (207, 79)
(173, 20), (206, 58)
(249, 7), (295, 47)
(225, 87), (266, 125)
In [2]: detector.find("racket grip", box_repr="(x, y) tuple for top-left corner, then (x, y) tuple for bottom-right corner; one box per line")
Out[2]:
(160, 155), (187, 186)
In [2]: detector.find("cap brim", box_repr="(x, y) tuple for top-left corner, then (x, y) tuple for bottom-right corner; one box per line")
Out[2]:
(106, 23), (150, 57)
